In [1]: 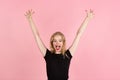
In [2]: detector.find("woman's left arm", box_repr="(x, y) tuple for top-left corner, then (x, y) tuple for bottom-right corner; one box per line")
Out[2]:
(69, 9), (94, 56)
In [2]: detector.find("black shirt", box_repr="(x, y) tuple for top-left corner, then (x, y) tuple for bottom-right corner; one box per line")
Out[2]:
(44, 49), (72, 80)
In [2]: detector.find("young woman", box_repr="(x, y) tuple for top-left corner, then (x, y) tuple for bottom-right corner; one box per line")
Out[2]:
(25, 9), (94, 80)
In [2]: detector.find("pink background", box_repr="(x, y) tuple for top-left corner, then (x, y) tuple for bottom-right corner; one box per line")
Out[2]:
(0, 0), (120, 80)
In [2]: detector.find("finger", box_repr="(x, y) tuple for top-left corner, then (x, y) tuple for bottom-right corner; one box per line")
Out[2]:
(85, 10), (89, 15)
(85, 10), (88, 13)
(32, 11), (35, 14)
(25, 12), (28, 16)
(30, 9), (33, 13)
(24, 13), (28, 16)
(24, 13), (26, 16)
(30, 9), (35, 14)
(26, 11), (29, 14)
(28, 10), (31, 14)
(90, 9), (93, 13)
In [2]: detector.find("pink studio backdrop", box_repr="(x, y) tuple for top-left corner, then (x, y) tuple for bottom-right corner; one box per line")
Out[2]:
(0, 0), (120, 80)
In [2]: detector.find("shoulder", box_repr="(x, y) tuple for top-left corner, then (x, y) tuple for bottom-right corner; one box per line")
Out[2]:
(65, 49), (72, 59)
(44, 49), (52, 58)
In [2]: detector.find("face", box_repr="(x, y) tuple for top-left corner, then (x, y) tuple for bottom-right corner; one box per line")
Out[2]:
(52, 35), (63, 53)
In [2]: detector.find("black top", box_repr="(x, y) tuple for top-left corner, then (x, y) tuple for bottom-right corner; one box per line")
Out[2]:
(44, 49), (72, 80)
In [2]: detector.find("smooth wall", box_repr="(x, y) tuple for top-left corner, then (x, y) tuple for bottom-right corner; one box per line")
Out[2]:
(0, 0), (120, 80)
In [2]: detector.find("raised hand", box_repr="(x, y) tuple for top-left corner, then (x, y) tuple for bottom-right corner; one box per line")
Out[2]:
(69, 9), (95, 55)
(85, 9), (94, 19)
(25, 9), (35, 19)
(25, 9), (47, 56)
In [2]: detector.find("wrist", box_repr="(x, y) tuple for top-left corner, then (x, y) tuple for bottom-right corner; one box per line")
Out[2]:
(27, 17), (33, 21)
(85, 16), (91, 21)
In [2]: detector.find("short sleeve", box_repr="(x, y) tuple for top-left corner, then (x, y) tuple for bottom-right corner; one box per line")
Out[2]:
(65, 50), (72, 59)
(44, 49), (51, 59)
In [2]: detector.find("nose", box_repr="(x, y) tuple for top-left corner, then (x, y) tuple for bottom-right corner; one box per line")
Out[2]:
(56, 41), (59, 44)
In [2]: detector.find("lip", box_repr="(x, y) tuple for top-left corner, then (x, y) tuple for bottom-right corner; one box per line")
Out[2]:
(55, 45), (61, 51)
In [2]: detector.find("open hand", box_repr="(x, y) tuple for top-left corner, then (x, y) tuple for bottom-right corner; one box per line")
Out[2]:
(25, 9), (35, 19)
(85, 9), (94, 19)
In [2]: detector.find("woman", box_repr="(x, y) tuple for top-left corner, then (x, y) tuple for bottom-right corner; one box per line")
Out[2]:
(25, 9), (94, 80)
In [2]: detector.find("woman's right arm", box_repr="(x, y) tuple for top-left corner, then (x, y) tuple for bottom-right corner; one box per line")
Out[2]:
(25, 9), (46, 56)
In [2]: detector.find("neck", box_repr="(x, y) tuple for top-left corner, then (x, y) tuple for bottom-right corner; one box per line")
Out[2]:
(55, 51), (61, 54)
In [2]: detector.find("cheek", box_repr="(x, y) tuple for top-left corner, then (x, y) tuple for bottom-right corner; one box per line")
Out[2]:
(52, 42), (56, 47)
(53, 42), (56, 44)
(60, 42), (64, 46)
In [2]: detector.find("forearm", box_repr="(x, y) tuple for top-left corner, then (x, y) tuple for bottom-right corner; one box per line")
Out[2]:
(28, 17), (39, 36)
(77, 16), (91, 36)
(70, 16), (91, 52)
(69, 9), (94, 56)
(28, 17), (46, 55)
(25, 10), (47, 56)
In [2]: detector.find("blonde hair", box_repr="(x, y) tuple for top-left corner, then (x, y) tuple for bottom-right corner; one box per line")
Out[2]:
(50, 31), (66, 55)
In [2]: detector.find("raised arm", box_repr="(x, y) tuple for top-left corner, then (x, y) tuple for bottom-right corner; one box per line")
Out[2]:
(69, 9), (94, 56)
(25, 9), (47, 56)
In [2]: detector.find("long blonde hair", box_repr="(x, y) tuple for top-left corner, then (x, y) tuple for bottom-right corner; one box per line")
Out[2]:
(50, 31), (66, 55)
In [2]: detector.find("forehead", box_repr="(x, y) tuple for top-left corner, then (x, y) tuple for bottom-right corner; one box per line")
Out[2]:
(53, 35), (62, 39)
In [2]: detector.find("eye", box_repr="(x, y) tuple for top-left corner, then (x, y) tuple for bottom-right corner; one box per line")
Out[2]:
(59, 40), (62, 42)
(53, 40), (57, 42)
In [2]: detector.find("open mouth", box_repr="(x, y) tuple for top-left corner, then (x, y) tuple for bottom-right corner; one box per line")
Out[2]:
(55, 45), (61, 51)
